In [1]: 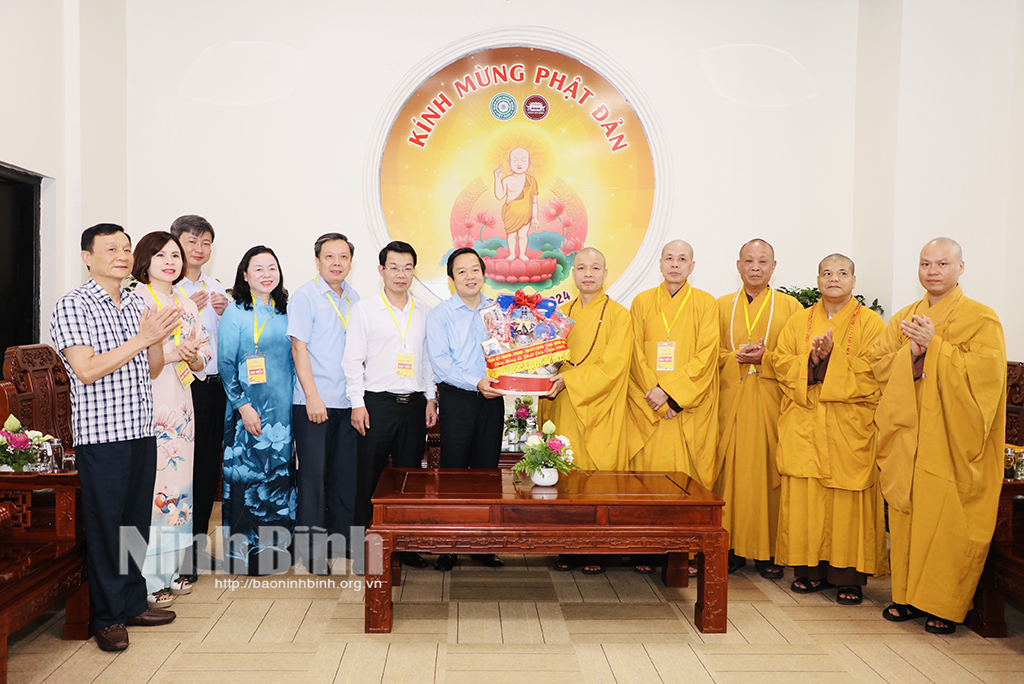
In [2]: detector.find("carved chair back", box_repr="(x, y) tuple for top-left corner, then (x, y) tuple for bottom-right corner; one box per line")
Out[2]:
(1009, 361), (1024, 447)
(2, 345), (74, 449)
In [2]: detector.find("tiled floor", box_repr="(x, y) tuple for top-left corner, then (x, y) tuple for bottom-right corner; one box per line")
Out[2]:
(8, 508), (1024, 683)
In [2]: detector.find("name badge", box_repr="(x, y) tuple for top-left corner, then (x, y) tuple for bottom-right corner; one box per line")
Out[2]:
(656, 341), (676, 372)
(396, 353), (414, 379)
(246, 354), (267, 384)
(175, 360), (195, 388)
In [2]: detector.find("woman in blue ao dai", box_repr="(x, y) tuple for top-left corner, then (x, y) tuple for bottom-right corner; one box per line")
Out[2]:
(219, 246), (296, 575)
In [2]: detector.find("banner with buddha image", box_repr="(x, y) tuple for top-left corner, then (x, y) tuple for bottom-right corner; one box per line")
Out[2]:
(380, 46), (655, 305)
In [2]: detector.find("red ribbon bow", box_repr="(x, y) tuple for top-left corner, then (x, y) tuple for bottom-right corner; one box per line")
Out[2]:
(513, 290), (542, 310)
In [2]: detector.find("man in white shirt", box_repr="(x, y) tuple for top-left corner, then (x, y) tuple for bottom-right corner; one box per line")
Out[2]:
(342, 241), (437, 568)
(169, 215), (229, 582)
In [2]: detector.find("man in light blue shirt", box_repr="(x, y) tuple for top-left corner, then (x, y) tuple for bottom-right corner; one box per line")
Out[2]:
(426, 247), (505, 571)
(288, 233), (360, 574)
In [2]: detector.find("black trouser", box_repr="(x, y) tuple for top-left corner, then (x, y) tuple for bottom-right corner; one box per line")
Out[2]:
(354, 391), (426, 527)
(183, 375), (225, 574)
(76, 437), (157, 632)
(438, 383), (503, 469)
(293, 406), (358, 562)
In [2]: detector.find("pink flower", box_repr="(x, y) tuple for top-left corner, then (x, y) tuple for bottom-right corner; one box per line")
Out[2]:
(463, 220), (475, 230)
(546, 438), (563, 454)
(8, 432), (30, 450)
(0, 430), (10, 442)
(540, 199), (565, 223)
(476, 211), (496, 228)
(453, 234), (475, 248)
(154, 407), (184, 437)
(516, 407), (530, 419)
(560, 236), (584, 255)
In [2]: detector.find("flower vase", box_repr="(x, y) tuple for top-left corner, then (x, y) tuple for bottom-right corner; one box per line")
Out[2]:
(0, 464), (13, 473)
(530, 468), (559, 487)
(506, 429), (518, 448)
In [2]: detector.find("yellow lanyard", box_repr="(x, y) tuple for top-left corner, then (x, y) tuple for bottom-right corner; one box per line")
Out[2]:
(660, 285), (692, 339)
(381, 290), (414, 348)
(741, 288), (772, 341)
(147, 283), (182, 346)
(253, 297), (276, 351)
(316, 277), (351, 328)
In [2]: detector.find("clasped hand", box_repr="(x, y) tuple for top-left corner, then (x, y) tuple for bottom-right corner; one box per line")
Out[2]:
(899, 314), (934, 356)
(735, 338), (766, 365)
(810, 328), (834, 366)
(173, 327), (208, 364)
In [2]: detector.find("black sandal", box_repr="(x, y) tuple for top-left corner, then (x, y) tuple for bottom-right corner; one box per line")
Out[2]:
(728, 554), (746, 574)
(553, 555), (578, 572)
(925, 614), (956, 634)
(882, 603), (925, 622)
(754, 560), (784, 580)
(581, 563), (606, 575)
(836, 586), (863, 605)
(790, 578), (835, 594)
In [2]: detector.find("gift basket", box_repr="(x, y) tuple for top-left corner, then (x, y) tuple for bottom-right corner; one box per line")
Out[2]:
(480, 290), (574, 394)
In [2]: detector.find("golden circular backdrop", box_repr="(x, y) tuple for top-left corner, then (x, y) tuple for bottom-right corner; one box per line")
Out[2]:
(381, 46), (655, 305)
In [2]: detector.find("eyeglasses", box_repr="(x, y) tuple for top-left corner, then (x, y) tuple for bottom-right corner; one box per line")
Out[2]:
(385, 265), (414, 274)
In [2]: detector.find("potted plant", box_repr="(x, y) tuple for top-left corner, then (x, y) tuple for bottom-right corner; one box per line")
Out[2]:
(775, 285), (884, 315)
(504, 396), (535, 447)
(0, 414), (55, 472)
(511, 420), (580, 486)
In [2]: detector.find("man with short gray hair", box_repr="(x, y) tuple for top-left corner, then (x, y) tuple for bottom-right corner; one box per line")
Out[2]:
(288, 233), (361, 573)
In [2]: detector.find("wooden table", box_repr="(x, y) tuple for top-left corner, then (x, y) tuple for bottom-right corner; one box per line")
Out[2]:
(364, 468), (728, 634)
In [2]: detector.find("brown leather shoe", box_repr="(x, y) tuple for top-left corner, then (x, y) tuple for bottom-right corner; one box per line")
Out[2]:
(95, 623), (129, 651)
(126, 608), (176, 626)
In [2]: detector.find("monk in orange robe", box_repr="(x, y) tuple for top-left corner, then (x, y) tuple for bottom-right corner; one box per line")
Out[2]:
(715, 239), (803, 578)
(871, 238), (1006, 634)
(540, 247), (632, 574)
(774, 254), (888, 606)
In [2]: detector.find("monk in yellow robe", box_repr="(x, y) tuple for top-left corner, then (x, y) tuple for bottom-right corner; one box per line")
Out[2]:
(774, 254), (888, 605)
(714, 239), (803, 579)
(870, 238), (1006, 634)
(494, 147), (539, 261)
(540, 247), (632, 574)
(626, 240), (719, 488)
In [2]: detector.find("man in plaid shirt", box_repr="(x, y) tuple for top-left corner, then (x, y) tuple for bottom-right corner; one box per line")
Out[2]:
(50, 224), (183, 652)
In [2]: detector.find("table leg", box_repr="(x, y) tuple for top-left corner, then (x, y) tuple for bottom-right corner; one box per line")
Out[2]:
(392, 547), (403, 587)
(694, 530), (728, 633)
(965, 569), (1007, 638)
(663, 553), (689, 588)
(364, 531), (393, 633)
(63, 579), (90, 639)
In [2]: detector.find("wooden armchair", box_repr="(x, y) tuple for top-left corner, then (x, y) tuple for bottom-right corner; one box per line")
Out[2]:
(0, 344), (88, 682)
(2, 345), (74, 452)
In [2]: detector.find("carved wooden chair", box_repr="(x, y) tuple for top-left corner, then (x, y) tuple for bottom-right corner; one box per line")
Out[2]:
(0, 344), (89, 675)
(1007, 361), (1023, 447)
(2, 344), (75, 452)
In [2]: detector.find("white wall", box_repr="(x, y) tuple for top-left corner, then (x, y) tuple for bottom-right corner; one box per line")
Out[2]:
(891, 0), (1018, 353)
(123, 0), (861, 307)
(2, 0), (1022, 357)
(0, 0), (68, 340)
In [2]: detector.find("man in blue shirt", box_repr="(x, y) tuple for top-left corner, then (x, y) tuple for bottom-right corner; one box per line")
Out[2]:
(426, 247), (505, 571)
(288, 233), (360, 574)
